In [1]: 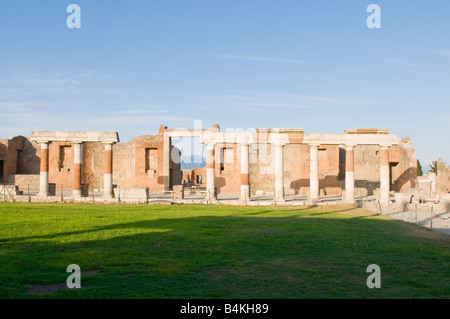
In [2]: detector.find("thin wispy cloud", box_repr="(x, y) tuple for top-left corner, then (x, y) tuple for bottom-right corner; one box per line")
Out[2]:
(111, 109), (171, 115)
(377, 58), (422, 67)
(195, 89), (377, 112)
(225, 90), (378, 106)
(209, 54), (314, 65)
(0, 69), (135, 95)
(421, 48), (450, 57)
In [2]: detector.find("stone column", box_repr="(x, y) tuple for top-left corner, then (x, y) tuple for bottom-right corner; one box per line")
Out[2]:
(380, 146), (390, 205)
(163, 134), (171, 191)
(38, 141), (50, 197)
(274, 143), (285, 203)
(206, 143), (216, 200)
(240, 143), (250, 202)
(103, 142), (114, 198)
(345, 145), (355, 203)
(72, 142), (83, 197)
(309, 144), (319, 202)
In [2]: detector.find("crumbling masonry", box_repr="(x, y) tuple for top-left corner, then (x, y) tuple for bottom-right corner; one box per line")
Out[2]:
(2, 124), (446, 208)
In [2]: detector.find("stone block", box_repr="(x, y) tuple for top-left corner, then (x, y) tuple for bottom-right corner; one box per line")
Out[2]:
(173, 185), (184, 199)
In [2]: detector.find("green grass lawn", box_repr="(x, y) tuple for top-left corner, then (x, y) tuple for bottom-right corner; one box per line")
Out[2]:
(0, 202), (448, 299)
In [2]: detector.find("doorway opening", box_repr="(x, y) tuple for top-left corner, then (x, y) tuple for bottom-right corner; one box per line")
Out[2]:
(171, 137), (206, 188)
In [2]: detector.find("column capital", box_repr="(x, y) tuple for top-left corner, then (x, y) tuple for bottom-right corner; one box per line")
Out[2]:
(345, 144), (355, 151)
(379, 145), (390, 150)
(309, 143), (320, 149)
(206, 143), (216, 151)
(39, 141), (51, 148)
(71, 140), (83, 145)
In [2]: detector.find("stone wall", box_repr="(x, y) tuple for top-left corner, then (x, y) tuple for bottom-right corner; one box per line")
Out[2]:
(437, 158), (450, 193)
(0, 136), (40, 184)
(0, 128), (419, 197)
(249, 143), (342, 196)
(10, 174), (40, 191)
(215, 143), (241, 194)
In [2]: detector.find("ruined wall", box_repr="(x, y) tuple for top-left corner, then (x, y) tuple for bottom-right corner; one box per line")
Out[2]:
(182, 168), (206, 187)
(352, 138), (417, 196)
(46, 141), (76, 191)
(249, 143), (341, 196)
(112, 142), (134, 189)
(129, 134), (181, 191)
(389, 137), (417, 193)
(249, 143), (274, 195)
(1, 136), (40, 186)
(82, 142), (105, 190)
(2, 129), (419, 197)
(353, 144), (380, 196)
(436, 158), (450, 193)
(215, 143), (241, 194)
(11, 174), (40, 191)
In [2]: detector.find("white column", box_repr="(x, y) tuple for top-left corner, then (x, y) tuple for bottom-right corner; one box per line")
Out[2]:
(103, 143), (114, 198)
(38, 141), (50, 197)
(274, 143), (285, 202)
(345, 145), (355, 203)
(163, 134), (170, 191)
(380, 146), (390, 205)
(206, 143), (216, 200)
(240, 143), (250, 202)
(309, 144), (319, 201)
(72, 142), (82, 198)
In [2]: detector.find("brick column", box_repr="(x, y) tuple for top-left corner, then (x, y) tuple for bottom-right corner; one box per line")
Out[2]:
(240, 143), (250, 202)
(38, 141), (50, 197)
(309, 144), (319, 202)
(163, 135), (171, 191)
(380, 146), (390, 205)
(345, 145), (355, 203)
(72, 142), (83, 197)
(274, 143), (285, 203)
(206, 143), (216, 201)
(103, 142), (114, 198)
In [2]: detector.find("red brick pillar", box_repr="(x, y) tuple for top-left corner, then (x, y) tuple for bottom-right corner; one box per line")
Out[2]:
(103, 143), (114, 198)
(345, 145), (355, 203)
(240, 143), (250, 202)
(380, 146), (390, 205)
(309, 144), (319, 202)
(72, 142), (83, 197)
(38, 141), (50, 197)
(206, 143), (216, 201)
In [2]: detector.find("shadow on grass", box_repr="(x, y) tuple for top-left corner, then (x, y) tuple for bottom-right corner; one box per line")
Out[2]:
(0, 208), (449, 299)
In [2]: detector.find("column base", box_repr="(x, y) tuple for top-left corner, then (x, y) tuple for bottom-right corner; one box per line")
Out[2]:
(344, 196), (356, 204)
(306, 198), (320, 205)
(204, 198), (218, 204)
(72, 190), (82, 198)
(240, 194), (250, 203)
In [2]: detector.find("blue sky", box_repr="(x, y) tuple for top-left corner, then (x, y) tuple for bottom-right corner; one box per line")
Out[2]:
(0, 1), (449, 167)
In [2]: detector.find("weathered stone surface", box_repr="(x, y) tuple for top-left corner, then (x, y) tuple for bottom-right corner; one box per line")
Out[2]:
(1, 127), (420, 201)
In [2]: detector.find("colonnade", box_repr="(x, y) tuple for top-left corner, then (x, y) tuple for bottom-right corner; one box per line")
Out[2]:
(37, 140), (116, 198)
(202, 141), (392, 205)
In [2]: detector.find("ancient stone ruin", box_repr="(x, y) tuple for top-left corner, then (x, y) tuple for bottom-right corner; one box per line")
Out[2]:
(0, 125), (449, 212)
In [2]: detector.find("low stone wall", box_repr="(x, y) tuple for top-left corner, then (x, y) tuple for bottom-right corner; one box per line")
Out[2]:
(114, 188), (149, 201)
(10, 174), (40, 191)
